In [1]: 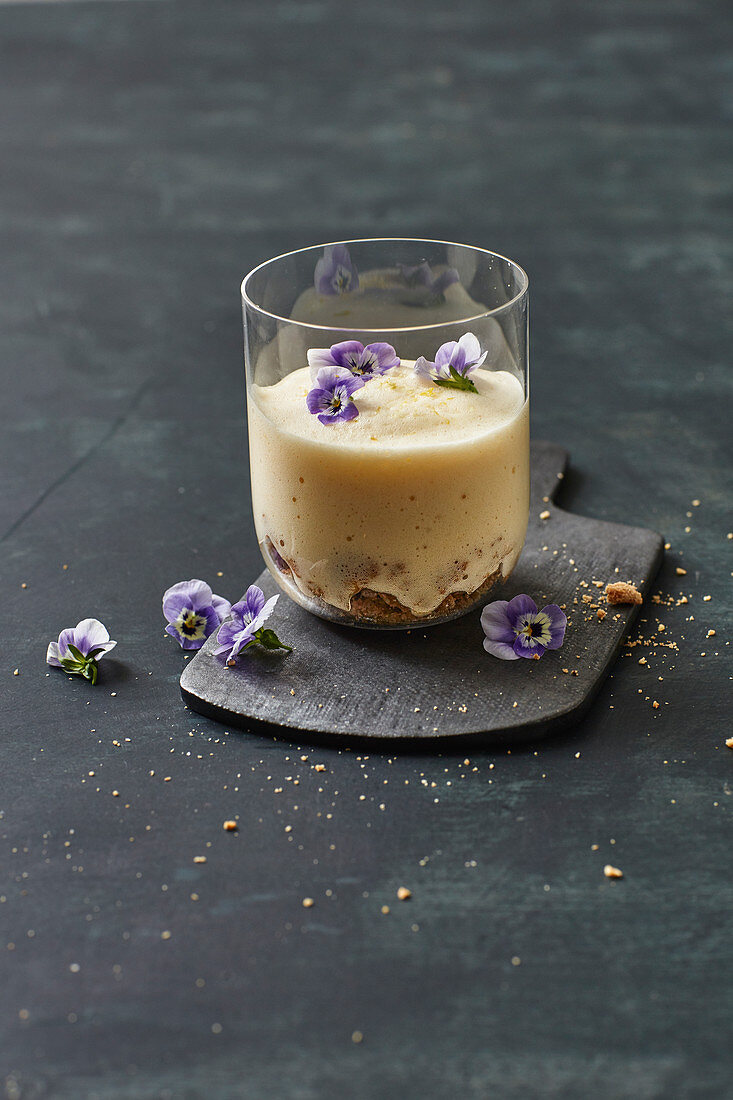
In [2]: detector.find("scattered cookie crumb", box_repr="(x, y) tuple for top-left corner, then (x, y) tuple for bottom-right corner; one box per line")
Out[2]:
(397, 886), (412, 901)
(302, 897), (314, 908)
(161, 930), (172, 940)
(351, 1030), (364, 1044)
(596, 609), (606, 621)
(652, 701), (659, 709)
(314, 764), (326, 772)
(223, 820), (238, 831)
(604, 865), (623, 879)
(675, 567), (687, 576)
(381, 905), (390, 915)
(193, 856), (207, 864)
(726, 738), (733, 750)
(606, 582), (643, 605)
(13, 668), (19, 676)
(539, 510), (551, 521)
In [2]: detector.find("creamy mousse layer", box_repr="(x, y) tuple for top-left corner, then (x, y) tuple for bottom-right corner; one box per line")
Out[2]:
(248, 362), (529, 618)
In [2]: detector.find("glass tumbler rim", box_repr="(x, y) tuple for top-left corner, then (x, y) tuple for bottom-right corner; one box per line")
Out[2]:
(241, 237), (529, 335)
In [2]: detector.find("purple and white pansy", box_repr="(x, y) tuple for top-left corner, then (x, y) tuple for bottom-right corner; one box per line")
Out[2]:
(314, 244), (359, 296)
(414, 332), (487, 394)
(481, 594), (567, 661)
(307, 340), (399, 380)
(47, 618), (117, 684)
(162, 579), (232, 650)
(215, 585), (291, 664)
(306, 366), (365, 425)
(397, 261), (459, 302)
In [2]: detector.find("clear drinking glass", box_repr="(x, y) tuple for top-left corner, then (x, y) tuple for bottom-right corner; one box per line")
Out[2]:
(242, 239), (529, 629)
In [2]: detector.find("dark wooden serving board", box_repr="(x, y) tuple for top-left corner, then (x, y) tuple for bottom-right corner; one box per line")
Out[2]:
(180, 441), (664, 743)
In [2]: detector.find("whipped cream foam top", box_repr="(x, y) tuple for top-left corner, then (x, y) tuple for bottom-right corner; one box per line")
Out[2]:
(253, 362), (525, 449)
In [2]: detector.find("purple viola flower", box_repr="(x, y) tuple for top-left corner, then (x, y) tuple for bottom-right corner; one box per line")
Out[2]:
(163, 579), (232, 650)
(305, 365), (365, 425)
(214, 585), (291, 664)
(481, 594), (567, 661)
(47, 618), (117, 684)
(307, 340), (400, 380)
(414, 331), (487, 393)
(314, 244), (359, 296)
(397, 261), (459, 301)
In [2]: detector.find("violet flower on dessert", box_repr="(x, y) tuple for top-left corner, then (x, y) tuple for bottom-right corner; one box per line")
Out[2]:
(414, 332), (488, 393)
(307, 340), (400, 380)
(314, 244), (359, 296)
(163, 579), (232, 650)
(481, 594), (567, 661)
(47, 618), (117, 684)
(397, 261), (459, 301)
(306, 365), (365, 425)
(215, 585), (291, 664)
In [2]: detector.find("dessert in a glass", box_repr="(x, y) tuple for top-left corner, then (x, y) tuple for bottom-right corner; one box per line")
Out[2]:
(242, 239), (529, 629)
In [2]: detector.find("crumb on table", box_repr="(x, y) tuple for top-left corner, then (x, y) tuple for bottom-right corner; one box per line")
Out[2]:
(605, 581), (643, 605)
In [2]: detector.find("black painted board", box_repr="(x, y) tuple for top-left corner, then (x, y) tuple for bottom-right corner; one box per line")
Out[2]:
(181, 440), (664, 741)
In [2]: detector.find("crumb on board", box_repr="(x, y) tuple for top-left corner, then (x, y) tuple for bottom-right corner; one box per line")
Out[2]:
(539, 510), (551, 520)
(302, 897), (314, 908)
(397, 886), (412, 901)
(314, 764), (326, 772)
(596, 608), (606, 621)
(223, 820), (238, 831)
(604, 865), (624, 879)
(193, 856), (207, 864)
(726, 738), (733, 749)
(605, 581), (643, 606)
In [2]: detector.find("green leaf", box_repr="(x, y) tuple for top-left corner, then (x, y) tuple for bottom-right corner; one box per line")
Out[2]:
(255, 628), (293, 652)
(82, 660), (98, 685)
(59, 654), (98, 683)
(59, 657), (84, 673)
(434, 366), (478, 393)
(66, 644), (87, 662)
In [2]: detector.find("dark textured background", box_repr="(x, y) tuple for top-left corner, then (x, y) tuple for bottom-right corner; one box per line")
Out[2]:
(1, 1), (731, 1097)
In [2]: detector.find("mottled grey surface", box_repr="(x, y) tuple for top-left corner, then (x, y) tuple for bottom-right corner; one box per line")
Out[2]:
(1, 0), (731, 1097)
